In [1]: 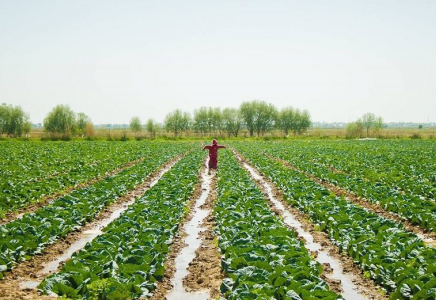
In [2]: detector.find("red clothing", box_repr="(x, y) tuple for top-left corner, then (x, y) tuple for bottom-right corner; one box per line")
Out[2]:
(203, 143), (226, 169)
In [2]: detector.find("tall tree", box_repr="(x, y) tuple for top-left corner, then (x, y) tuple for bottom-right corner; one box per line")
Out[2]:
(0, 103), (9, 135)
(0, 103), (31, 137)
(77, 112), (91, 137)
(193, 107), (209, 135)
(253, 101), (277, 136)
(222, 108), (242, 137)
(164, 109), (191, 137)
(193, 107), (222, 135)
(43, 105), (77, 136)
(239, 101), (256, 137)
(130, 117), (142, 137)
(181, 112), (191, 133)
(208, 107), (222, 134)
(146, 118), (158, 138)
(359, 113), (383, 137)
(240, 101), (277, 136)
(277, 107), (296, 136)
(294, 109), (311, 135)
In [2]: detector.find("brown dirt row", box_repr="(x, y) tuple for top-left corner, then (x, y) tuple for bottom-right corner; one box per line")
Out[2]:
(0, 154), (183, 300)
(324, 163), (349, 175)
(1, 157), (147, 226)
(265, 154), (436, 244)
(183, 174), (223, 299)
(149, 158), (211, 299)
(232, 149), (387, 300)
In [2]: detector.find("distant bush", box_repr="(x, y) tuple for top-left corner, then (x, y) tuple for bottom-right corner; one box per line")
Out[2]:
(345, 121), (363, 139)
(410, 133), (422, 139)
(41, 134), (72, 141)
(120, 132), (129, 141)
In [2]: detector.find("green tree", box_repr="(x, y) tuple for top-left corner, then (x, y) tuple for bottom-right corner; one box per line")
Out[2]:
(208, 107), (222, 134)
(0, 103), (9, 135)
(181, 112), (191, 133)
(43, 105), (77, 137)
(164, 109), (191, 137)
(146, 118), (158, 138)
(346, 121), (364, 138)
(277, 107), (296, 136)
(222, 108), (242, 137)
(193, 107), (222, 135)
(193, 107), (209, 135)
(253, 101), (277, 136)
(77, 112), (91, 137)
(0, 103), (31, 137)
(293, 109), (311, 135)
(277, 107), (311, 136)
(359, 113), (384, 137)
(374, 116), (383, 134)
(240, 100), (277, 137)
(23, 121), (32, 137)
(239, 101), (256, 137)
(130, 117), (142, 137)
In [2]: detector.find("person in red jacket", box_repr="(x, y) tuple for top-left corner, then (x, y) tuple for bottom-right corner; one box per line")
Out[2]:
(203, 139), (226, 174)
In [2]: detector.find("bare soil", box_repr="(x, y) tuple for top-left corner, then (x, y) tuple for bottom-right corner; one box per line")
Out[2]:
(324, 164), (349, 175)
(0, 157), (146, 226)
(183, 175), (223, 299)
(234, 149), (387, 300)
(0, 155), (182, 300)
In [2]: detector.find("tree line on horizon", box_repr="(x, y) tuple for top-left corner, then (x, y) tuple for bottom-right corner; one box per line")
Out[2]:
(0, 101), (384, 139)
(130, 100), (312, 138)
(0, 101), (311, 139)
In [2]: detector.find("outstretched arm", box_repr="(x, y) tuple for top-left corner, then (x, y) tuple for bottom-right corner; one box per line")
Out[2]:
(203, 145), (210, 151)
(218, 145), (226, 149)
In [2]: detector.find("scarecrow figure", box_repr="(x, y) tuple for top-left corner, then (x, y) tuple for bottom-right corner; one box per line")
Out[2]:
(202, 139), (226, 174)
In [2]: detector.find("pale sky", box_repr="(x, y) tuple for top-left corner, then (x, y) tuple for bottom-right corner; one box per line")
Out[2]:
(1, 1), (435, 124)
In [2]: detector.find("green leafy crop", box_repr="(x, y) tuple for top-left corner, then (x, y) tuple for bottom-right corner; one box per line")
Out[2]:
(214, 150), (341, 299)
(39, 150), (203, 299)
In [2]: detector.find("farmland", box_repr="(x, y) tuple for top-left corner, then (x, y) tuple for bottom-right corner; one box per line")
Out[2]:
(1, 140), (436, 299)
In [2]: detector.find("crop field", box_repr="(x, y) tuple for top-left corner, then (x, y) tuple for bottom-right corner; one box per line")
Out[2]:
(1, 140), (436, 300)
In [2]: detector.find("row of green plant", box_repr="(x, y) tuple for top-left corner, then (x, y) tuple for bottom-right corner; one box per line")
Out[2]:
(39, 150), (203, 299)
(273, 140), (436, 199)
(214, 150), (341, 299)
(234, 144), (436, 299)
(0, 144), (188, 279)
(255, 141), (436, 233)
(0, 141), (179, 216)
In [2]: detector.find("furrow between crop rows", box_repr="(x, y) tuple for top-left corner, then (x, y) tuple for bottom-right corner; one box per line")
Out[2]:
(0, 157), (146, 226)
(150, 157), (207, 300)
(152, 157), (222, 300)
(305, 141), (436, 201)
(182, 173), (222, 299)
(0, 152), (185, 299)
(266, 141), (436, 202)
(37, 150), (204, 299)
(0, 145), (191, 282)
(1, 141), (169, 217)
(234, 144), (436, 299)
(214, 150), (341, 299)
(264, 153), (436, 246)
(256, 142), (436, 235)
(233, 149), (384, 300)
